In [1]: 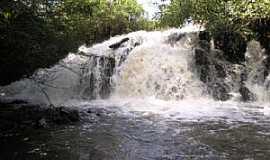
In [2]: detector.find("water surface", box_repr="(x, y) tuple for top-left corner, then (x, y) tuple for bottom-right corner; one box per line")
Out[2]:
(1, 99), (270, 160)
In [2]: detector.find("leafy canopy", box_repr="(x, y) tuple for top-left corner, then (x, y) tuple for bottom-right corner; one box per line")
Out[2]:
(159, 0), (270, 34)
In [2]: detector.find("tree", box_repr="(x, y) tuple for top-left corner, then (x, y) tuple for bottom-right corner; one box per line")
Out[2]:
(0, 0), (153, 86)
(158, 0), (270, 62)
(159, 0), (270, 34)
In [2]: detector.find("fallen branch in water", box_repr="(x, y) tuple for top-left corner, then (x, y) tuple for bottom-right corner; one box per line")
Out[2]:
(30, 78), (55, 107)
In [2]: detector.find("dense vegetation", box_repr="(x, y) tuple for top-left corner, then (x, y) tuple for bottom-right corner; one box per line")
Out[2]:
(158, 0), (270, 63)
(1, 0), (270, 85)
(0, 0), (154, 86)
(159, 0), (270, 34)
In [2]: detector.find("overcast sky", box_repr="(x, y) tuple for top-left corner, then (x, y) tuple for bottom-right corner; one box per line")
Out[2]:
(137, 0), (160, 18)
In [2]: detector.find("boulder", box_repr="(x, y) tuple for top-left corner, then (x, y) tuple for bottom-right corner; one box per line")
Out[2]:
(214, 31), (247, 64)
(248, 18), (270, 55)
(210, 82), (232, 101)
(194, 39), (234, 101)
(0, 102), (80, 133)
(109, 37), (129, 49)
(167, 32), (185, 44)
(194, 48), (211, 83)
(263, 56), (270, 79)
(213, 62), (226, 78)
(199, 31), (211, 42)
(239, 86), (257, 102)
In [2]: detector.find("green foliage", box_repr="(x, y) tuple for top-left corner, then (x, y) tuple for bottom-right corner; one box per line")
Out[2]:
(0, 0), (153, 85)
(59, 0), (146, 45)
(159, 0), (270, 35)
(0, 0), (69, 85)
(158, 0), (270, 63)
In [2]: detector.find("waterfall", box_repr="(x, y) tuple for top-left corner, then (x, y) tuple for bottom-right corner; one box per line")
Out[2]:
(80, 26), (207, 100)
(111, 35), (206, 100)
(1, 25), (269, 105)
(245, 40), (270, 102)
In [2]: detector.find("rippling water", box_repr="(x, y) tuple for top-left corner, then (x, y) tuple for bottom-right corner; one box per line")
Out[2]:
(1, 24), (270, 159)
(1, 99), (270, 160)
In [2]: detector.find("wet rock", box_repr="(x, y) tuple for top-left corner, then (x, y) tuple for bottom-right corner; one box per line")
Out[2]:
(248, 18), (270, 55)
(0, 98), (28, 105)
(195, 48), (210, 66)
(134, 42), (140, 47)
(214, 30), (247, 64)
(214, 62), (226, 78)
(195, 48), (211, 72)
(109, 37), (129, 49)
(210, 82), (232, 101)
(194, 40), (233, 101)
(38, 118), (48, 128)
(118, 48), (131, 66)
(262, 56), (270, 79)
(23, 137), (30, 141)
(239, 86), (257, 102)
(197, 40), (211, 51)
(263, 56), (270, 70)
(52, 107), (80, 124)
(7, 99), (28, 105)
(167, 32), (185, 44)
(0, 102), (80, 133)
(89, 147), (108, 160)
(199, 31), (211, 42)
(80, 55), (115, 99)
(211, 49), (226, 61)
(194, 46), (213, 83)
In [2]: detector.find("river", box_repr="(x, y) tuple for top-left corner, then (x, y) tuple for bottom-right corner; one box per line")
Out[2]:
(1, 24), (270, 159)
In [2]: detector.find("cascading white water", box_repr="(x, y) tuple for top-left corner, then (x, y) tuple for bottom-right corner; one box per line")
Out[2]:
(79, 25), (207, 101)
(245, 40), (270, 102)
(1, 24), (269, 107)
(2, 25), (270, 160)
(111, 34), (205, 100)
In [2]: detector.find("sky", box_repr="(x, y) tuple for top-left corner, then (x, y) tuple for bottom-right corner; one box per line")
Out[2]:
(137, 0), (161, 19)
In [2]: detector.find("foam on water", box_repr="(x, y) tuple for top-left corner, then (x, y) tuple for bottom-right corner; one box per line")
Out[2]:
(66, 97), (270, 123)
(112, 43), (205, 100)
(1, 24), (270, 123)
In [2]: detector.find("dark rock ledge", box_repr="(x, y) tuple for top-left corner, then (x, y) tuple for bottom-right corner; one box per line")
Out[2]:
(0, 100), (80, 134)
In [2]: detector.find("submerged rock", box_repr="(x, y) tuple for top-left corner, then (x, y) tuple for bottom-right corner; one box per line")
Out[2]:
(239, 86), (257, 102)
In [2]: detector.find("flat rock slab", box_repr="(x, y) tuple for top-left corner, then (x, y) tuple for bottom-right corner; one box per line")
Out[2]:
(0, 102), (80, 133)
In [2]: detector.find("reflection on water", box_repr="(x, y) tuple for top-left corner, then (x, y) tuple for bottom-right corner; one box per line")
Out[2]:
(1, 100), (270, 160)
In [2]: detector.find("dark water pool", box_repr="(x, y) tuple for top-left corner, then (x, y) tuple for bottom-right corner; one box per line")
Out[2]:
(1, 102), (270, 160)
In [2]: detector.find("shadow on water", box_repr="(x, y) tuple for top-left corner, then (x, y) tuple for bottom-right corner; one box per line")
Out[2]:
(1, 104), (270, 160)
